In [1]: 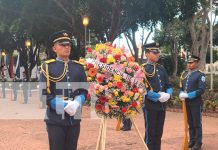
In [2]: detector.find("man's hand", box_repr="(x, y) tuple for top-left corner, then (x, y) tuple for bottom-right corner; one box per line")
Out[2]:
(159, 92), (170, 103)
(179, 92), (188, 100)
(64, 100), (80, 116)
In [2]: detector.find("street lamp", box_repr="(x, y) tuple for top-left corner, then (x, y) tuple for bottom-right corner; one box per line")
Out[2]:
(1, 50), (6, 57)
(1, 50), (6, 81)
(25, 39), (31, 81)
(82, 16), (89, 50)
(25, 38), (32, 98)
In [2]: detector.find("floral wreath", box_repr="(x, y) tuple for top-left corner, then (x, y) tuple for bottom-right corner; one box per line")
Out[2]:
(80, 43), (146, 119)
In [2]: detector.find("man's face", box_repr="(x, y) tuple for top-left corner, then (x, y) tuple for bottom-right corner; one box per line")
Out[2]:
(145, 51), (160, 62)
(52, 41), (71, 59)
(187, 61), (198, 70)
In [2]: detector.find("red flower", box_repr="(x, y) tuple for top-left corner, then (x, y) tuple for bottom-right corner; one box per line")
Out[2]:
(116, 82), (123, 89)
(131, 101), (138, 108)
(97, 75), (104, 83)
(100, 58), (107, 63)
(87, 47), (92, 52)
(87, 63), (93, 69)
(121, 107), (127, 113)
(114, 54), (121, 60)
(95, 104), (102, 111)
(86, 93), (91, 100)
(99, 96), (107, 103)
(102, 106), (110, 113)
(132, 88), (138, 93)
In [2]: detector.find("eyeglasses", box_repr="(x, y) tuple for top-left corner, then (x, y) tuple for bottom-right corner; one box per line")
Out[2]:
(150, 51), (160, 54)
(58, 43), (71, 47)
(187, 62), (194, 64)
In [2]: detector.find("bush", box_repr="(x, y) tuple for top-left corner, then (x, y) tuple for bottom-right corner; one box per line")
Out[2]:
(205, 75), (218, 89)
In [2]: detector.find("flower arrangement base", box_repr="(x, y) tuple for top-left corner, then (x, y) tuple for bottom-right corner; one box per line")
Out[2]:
(96, 117), (107, 150)
(95, 116), (149, 150)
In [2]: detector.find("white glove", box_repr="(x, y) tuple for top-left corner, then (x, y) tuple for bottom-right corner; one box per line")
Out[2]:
(64, 100), (80, 116)
(179, 92), (188, 100)
(159, 92), (170, 103)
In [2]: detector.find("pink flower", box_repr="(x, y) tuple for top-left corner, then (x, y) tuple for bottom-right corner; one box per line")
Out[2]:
(121, 55), (126, 61)
(128, 62), (135, 67)
(134, 69), (145, 79)
(121, 86), (126, 92)
(126, 68), (133, 74)
(111, 63), (124, 71)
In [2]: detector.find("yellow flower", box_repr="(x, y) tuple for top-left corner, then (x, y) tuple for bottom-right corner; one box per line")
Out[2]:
(128, 110), (136, 117)
(114, 91), (119, 96)
(108, 82), (113, 88)
(96, 90), (100, 95)
(79, 58), (85, 64)
(123, 62), (128, 67)
(95, 44), (106, 51)
(108, 99), (117, 106)
(128, 91), (134, 97)
(113, 48), (122, 55)
(113, 74), (121, 82)
(107, 54), (115, 64)
(139, 95), (143, 101)
(121, 96), (131, 102)
(87, 77), (92, 81)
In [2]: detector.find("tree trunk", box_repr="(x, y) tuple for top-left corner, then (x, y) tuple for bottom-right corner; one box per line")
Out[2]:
(171, 37), (178, 78)
(188, 7), (210, 71)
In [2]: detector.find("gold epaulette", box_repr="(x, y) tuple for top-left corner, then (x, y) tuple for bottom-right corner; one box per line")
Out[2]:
(45, 59), (56, 64)
(198, 70), (204, 73)
(141, 63), (146, 67)
(73, 60), (84, 65)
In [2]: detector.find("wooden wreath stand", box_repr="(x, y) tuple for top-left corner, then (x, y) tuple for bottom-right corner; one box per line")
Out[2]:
(182, 101), (189, 150)
(95, 116), (149, 150)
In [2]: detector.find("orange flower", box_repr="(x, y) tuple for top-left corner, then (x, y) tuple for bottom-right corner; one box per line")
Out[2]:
(127, 56), (135, 62)
(88, 68), (97, 77)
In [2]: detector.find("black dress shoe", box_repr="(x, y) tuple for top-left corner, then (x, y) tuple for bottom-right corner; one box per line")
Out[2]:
(188, 141), (195, 148)
(120, 126), (131, 131)
(191, 144), (202, 150)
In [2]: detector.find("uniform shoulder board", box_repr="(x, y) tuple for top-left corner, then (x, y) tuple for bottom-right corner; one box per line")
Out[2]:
(180, 70), (188, 78)
(72, 60), (84, 65)
(156, 63), (163, 67)
(45, 59), (56, 64)
(198, 70), (204, 73)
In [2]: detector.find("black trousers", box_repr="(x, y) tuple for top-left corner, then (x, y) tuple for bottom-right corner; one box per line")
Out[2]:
(47, 123), (80, 150)
(143, 108), (166, 150)
(122, 118), (132, 128)
(186, 104), (202, 145)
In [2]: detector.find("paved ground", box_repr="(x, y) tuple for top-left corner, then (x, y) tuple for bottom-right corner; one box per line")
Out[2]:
(0, 90), (218, 150)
